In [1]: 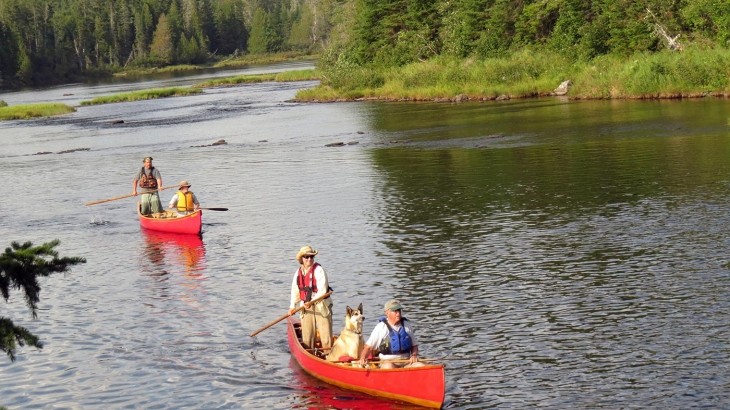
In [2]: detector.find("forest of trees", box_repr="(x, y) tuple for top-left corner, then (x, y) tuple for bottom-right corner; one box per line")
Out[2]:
(1, 0), (729, 90)
(340, 0), (730, 66)
(0, 0), (340, 88)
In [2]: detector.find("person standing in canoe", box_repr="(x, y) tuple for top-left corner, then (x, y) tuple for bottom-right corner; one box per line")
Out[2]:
(289, 245), (333, 350)
(168, 180), (200, 215)
(133, 156), (163, 215)
(358, 299), (424, 369)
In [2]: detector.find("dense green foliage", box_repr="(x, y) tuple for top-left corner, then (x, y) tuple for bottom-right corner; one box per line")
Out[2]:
(334, 0), (730, 65)
(0, 0), (339, 88)
(1, 240), (85, 362)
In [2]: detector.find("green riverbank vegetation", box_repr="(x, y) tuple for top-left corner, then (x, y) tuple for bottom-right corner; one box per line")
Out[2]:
(79, 87), (202, 106)
(194, 69), (318, 88)
(0, 103), (75, 120)
(297, 46), (730, 102)
(113, 52), (316, 78)
(2, 0), (730, 102)
(294, 0), (730, 101)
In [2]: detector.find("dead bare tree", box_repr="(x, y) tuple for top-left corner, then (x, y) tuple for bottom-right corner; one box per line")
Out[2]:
(645, 8), (682, 51)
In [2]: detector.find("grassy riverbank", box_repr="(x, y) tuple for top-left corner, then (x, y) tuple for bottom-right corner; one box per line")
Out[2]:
(114, 52), (315, 78)
(3, 47), (728, 121)
(295, 46), (730, 102)
(193, 69), (318, 88)
(0, 103), (75, 120)
(79, 87), (202, 106)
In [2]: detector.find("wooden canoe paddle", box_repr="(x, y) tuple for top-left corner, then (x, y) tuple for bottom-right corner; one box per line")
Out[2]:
(85, 186), (175, 206)
(250, 290), (333, 337)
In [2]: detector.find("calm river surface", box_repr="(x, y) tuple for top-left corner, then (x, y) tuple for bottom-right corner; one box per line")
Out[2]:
(1, 62), (729, 409)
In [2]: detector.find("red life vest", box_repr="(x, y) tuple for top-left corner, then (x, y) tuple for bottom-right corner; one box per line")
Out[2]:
(139, 167), (158, 189)
(297, 262), (320, 302)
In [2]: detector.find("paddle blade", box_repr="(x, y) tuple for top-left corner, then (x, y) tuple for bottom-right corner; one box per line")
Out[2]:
(201, 207), (228, 211)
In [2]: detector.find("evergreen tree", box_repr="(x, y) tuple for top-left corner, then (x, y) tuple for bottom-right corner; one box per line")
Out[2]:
(0, 20), (20, 87)
(0, 240), (86, 362)
(249, 7), (273, 54)
(150, 13), (174, 64)
(167, 0), (183, 53)
(211, 0), (248, 55)
(288, 5), (315, 51)
(133, 3), (155, 60)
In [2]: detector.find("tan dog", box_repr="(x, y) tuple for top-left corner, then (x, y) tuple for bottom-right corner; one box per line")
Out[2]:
(326, 304), (364, 362)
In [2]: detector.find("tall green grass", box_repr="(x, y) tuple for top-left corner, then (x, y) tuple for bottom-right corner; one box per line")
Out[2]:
(194, 69), (318, 88)
(213, 51), (315, 69)
(0, 103), (75, 120)
(299, 46), (730, 101)
(571, 46), (730, 98)
(80, 87), (202, 106)
(114, 64), (201, 77)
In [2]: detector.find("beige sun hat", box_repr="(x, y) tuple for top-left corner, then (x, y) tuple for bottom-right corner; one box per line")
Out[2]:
(178, 180), (191, 188)
(296, 245), (318, 264)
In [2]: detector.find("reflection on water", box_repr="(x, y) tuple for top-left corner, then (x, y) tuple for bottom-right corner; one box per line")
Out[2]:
(141, 230), (207, 276)
(140, 230), (207, 311)
(287, 359), (424, 410)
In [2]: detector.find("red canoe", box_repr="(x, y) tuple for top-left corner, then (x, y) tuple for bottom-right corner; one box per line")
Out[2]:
(287, 317), (446, 408)
(137, 204), (202, 235)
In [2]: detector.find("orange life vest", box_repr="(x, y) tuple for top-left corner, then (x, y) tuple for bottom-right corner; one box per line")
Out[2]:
(176, 191), (195, 212)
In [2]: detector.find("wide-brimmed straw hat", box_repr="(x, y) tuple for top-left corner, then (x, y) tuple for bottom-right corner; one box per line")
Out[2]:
(178, 180), (191, 188)
(296, 245), (318, 264)
(384, 299), (402, 312)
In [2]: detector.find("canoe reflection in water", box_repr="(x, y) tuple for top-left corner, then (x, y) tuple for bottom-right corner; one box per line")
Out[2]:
(141, 230), (207, 277)
(287, 358), (425, 410)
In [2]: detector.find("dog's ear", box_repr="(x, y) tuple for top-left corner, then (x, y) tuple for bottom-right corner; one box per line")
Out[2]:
(346, 306), (352, 315)
(358, 303), (363, 314)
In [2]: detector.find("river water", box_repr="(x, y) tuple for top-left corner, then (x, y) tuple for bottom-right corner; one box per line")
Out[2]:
(1, 62), (729, 409)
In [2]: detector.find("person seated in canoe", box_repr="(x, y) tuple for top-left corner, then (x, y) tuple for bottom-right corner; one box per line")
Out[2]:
(358, 299), (425, 369)
(168, 180), (200, 215)
(133, 156), (163, 215)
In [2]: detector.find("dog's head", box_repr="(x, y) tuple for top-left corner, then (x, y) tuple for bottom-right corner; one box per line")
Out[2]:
(345, 303), (364, 333)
